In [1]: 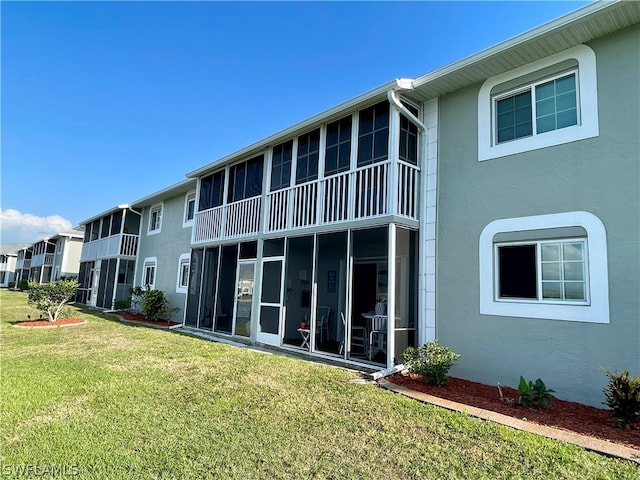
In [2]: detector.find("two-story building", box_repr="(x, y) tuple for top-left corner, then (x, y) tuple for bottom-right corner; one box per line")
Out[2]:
(72, 1), (639, 406)
(178, 0), (639, 405)
(28, 231), (83, 284)
(0, 244), (28, 287)
(76, 206), (141, 308)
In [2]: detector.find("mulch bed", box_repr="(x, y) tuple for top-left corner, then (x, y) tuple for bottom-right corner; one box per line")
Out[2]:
(113, 311), (180, 329)
(388, 374), (640, 451)
(14, 317), (86, 328)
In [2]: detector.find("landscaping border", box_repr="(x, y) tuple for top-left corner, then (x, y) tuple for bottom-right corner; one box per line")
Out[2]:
(377, 378), (640, 465)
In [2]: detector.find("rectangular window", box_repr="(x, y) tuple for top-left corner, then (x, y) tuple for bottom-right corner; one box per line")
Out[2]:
(110, 210), (123, 236)
(296, 129), (320, 184)
(325, 116), (352, 176)
(357, 101), (389, 166)
(495, 72), (577, 144)
(148, 205), (162, 234)
(143, 263), (156, 289)
(496, 239), (587, 303)
(228, 155), (264, 203)
(179, 259), (189, 289)
(199, 171), (225, 211)
(399, 103), (419, 165)
(271, 140), (293, 191)
(184, 192), (196, 225)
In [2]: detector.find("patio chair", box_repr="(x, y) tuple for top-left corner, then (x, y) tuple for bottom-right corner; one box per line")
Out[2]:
(339, 312), (368, 356)
(369, 315), (387, 361)
(317, 306), (331, 344)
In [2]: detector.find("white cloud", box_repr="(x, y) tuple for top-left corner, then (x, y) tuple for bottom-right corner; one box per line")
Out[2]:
(0, 209), (73, 243)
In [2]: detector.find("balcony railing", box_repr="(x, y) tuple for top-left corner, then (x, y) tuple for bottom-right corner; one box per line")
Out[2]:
(80, 233), (139, 261)
(193, 197), (262, 244)
(16, 259), (31, 270)
(193, 160), (419, 244)
(31, 253), (55, 268)
(267, 160), (419, 233)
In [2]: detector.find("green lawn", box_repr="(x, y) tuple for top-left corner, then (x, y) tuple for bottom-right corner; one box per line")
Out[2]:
(0, 289), (637, 479)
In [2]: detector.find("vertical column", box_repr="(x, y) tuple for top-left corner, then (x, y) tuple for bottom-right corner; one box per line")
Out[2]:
(423, 98), (438, 344)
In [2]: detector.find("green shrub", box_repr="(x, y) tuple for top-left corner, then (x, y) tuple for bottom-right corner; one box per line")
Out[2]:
(18, 280), (29, 291)
(517, 376), (555, 408)
(141, 289), (170, 322)
(27, 279), (79, 322)
(402, 340), (461, 386)
(602, 367), (640, 428)
(7, 282), (15, 289)
(114, 298), (132, 311)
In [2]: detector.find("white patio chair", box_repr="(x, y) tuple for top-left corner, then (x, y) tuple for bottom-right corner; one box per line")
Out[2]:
(369, 315), (387, 361)
(340, 312), (368, 356)
(317, 306), (331, 344)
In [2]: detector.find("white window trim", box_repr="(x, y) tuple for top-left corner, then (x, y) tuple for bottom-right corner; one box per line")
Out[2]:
(182, 191), (196, 228)
(142, 257), (157, 290)
(478, 45), (598, 161)
(176, 253), (190, 294)
(147, 203), (163, 236)
(479, 211), (609, 323)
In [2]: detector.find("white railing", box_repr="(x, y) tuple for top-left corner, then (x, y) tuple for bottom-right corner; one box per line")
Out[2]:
(31, 253), (53, 268)
(17, 259), (32, 270)
(80, 234), (139, 261)
(193, 197), (262, 244)
(120, 234), (139, 257)
(193, 160), (419, 242)
(267, 160), (419, 233)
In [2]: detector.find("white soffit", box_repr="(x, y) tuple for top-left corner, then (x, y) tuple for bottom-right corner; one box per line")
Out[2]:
(407, 0), (640, 102)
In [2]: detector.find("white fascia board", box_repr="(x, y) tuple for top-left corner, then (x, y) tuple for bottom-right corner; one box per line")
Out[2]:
(411, 0), (624, 90)
(130, 178), (197, 208)
(79, 205), (130, 226)
(186, 80), (400, 178)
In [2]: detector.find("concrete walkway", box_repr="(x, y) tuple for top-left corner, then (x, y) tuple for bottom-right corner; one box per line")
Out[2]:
(377, 378), (640, 465)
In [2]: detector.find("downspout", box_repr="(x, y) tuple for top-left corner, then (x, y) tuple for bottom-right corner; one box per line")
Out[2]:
(386, 79), (430, 356)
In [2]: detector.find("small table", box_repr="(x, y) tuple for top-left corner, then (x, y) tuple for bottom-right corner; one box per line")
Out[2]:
(297, 328), (311, 349)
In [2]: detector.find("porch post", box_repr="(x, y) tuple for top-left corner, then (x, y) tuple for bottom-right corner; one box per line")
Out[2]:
(387, 224), (396, 369)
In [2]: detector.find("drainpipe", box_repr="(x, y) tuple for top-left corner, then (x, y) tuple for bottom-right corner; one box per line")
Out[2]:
(386, 80), (430, 348)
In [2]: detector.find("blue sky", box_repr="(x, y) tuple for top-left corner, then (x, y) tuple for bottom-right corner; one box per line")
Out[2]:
(1, 1), (590, 243)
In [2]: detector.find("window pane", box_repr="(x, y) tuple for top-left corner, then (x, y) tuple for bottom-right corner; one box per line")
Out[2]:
(536, 115), (556, 134)
(374, 104), (389, 129)
(536, 81), (555, 100)
(542, 263), (561, 281)
(496, 91), (532, 143)
(373, 130), (389, 159)
(359, 107), (374, 133)
(564, 282), (585, 300)
(536, 97), (556, 117)
(556, 91), (577, 111)
(325, 146), (338, 174)
(498, 245), (537, 298)
(564, 262), (584, 281)
(563, 242), (583, 261)
(338, 142), (350, 170)
(326, 124), (338, 145)
(557, 109), (578, 129)
(555, 74), (576, 94)
(535, 74), (577, 134)
(357, 133), (373, 165)
(339, 118), (352, 142)
(541, 243), (560, 261)
(542, 281), (562, 299)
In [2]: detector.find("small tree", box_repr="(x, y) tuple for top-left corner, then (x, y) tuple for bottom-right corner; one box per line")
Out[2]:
(27, 279), (79, 322)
